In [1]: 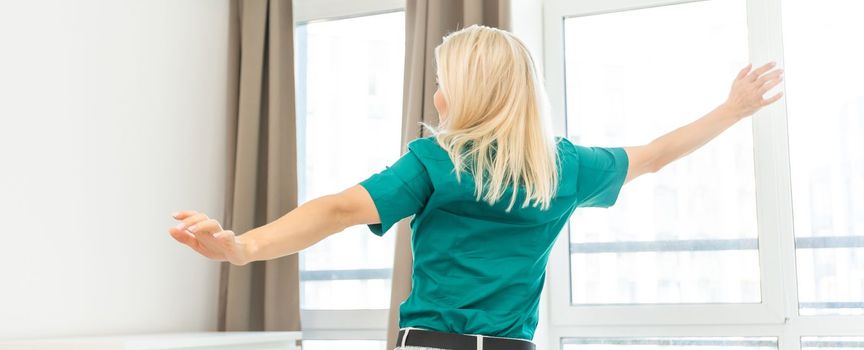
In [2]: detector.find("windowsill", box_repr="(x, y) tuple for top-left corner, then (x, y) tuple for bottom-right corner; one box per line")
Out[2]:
(0, 331), (303, 350)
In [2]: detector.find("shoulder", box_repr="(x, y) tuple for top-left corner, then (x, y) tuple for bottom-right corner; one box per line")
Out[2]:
(557, 137), (613, 156)
(407, 135), (436, 149)
(565, 142), (628, 173)
(407, 136), (450, 161)
(555, 136), (578, 158)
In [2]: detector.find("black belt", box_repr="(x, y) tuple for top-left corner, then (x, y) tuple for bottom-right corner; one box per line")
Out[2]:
(396, 327), (536, 350)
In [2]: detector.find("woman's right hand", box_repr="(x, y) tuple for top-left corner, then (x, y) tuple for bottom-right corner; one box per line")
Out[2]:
(723, 61), (785, 119)
(168, 210), (253, 266)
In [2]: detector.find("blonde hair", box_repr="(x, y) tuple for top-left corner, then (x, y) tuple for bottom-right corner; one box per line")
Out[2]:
(421, 24), (559, 212)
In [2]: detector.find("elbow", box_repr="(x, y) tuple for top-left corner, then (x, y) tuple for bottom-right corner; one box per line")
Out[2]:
(647, 157), (666, 174)
(327, 194), (353, 232)
(643, 142), (668, 174)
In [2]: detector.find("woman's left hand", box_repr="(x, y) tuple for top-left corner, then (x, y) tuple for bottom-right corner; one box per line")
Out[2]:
(723, 61), (785, 119)
(168, 211), (252, 266)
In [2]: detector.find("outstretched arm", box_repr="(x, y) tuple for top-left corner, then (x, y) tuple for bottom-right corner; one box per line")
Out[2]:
(168, 184), (380, 266)
(169, 144), (432, 266)
(623, 62), (785, 184)
(234, 185), (380, 262)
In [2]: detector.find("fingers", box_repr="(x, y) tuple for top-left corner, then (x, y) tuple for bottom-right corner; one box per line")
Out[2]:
(188, 219), (223, 235)
(168, 210), (230, 262)
(756, 68), (784, 85)
(761, 91), (784, 106)
(736, 63), (752, 80)
(172, 210), (198, 220)
(171, 211), (224, 232)
(168, 226), (225, 260)
(747, 61), (776, 81)
(168, 226), (195, 245)
(758, 76), (784, 95)
(177, 213), (209, 231)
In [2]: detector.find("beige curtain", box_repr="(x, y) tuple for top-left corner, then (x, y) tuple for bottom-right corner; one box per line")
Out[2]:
(387, 1), (511, 348)
(218, 0), (302, 332)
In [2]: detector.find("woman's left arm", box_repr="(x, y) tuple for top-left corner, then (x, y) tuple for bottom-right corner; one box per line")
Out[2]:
(623, 61), (785, 184)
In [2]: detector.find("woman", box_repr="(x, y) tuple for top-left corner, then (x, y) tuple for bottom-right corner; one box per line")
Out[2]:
(168, 25), (783, 350)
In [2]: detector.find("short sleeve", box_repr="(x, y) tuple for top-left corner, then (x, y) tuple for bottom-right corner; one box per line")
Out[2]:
(358, 147), (433, 236)
(572, 144), (629, 208)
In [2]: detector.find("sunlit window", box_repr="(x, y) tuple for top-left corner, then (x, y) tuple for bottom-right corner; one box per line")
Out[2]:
(801, 337), (864, 350)
(295, 11), (405, 310)
(782, 0), (864, 316)
(563, 338), (778, 350)
(303, 340), (386, 350)
(563, 0), (758, 304)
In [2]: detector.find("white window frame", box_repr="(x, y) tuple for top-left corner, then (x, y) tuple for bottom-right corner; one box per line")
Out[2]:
(542, 0), (864, 349)
(293, 0), (405, 342)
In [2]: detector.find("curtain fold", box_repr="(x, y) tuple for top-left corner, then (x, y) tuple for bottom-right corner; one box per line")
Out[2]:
(388, 1), (511, 348)
(218, 0), (302, 332)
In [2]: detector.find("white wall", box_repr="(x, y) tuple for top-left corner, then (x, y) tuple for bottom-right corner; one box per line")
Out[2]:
(0, 0), (231, 339)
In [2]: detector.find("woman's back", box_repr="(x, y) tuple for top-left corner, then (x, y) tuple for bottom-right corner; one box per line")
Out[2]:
(358, 135), (629, 340)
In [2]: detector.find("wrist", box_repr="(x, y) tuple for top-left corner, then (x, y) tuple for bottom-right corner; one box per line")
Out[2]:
(718, 102), (747, 121)
(237, 233), (260, 266)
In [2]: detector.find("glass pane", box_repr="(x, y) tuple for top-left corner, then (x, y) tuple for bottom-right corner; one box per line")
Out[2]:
(296, 11), (405, 310)
(782, 0), (864, 316)
(303, 340), (386, 350)
(563, 337), (777, 350)
(302, 279), (392, 310)
(563, 0), (758, 304)
(801, 337), (864, 350)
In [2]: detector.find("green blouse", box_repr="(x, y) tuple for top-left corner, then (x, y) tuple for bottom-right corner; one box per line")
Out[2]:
(358, 136), (629, 340)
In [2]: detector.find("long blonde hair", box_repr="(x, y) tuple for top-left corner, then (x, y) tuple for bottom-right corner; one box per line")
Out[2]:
(421, 24), (559, 212)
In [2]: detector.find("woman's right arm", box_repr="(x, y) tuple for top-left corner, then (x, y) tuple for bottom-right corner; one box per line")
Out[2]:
(623, 62), (785, 184)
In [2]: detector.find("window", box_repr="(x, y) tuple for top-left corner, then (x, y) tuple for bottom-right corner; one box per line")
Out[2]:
(782, 0), (864, 317)
(801, 337), (864, 350)
(562, 0), (757, 305)
(544, 0), (864, 347)
(294, 0), (405, 346)
(303, 340), (386, 350)
(296, 10), (405, 311)
(563, 338), (778, 350)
